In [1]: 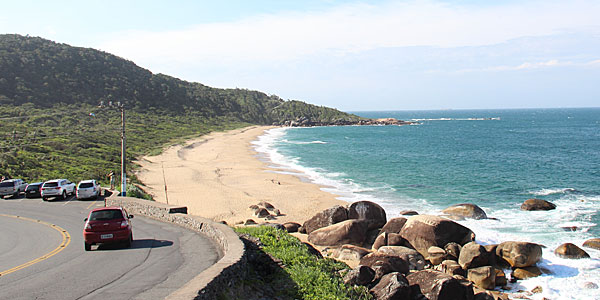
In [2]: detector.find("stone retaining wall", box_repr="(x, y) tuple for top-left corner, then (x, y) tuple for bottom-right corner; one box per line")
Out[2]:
(106, 196), (246, 299)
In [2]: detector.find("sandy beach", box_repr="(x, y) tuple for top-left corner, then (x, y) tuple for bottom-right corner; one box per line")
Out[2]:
(136, 126), (346, 225)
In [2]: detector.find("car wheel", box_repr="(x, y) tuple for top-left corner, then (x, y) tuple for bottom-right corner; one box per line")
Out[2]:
(12, 192), (18, 199)
(84, 242), (92, 251)
(42, 197), (48, 201)
(125, 233), (133, 248)
(61, 191), (66, 200)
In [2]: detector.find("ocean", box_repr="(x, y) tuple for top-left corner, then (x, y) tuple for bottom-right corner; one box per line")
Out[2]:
(253, 108), (600, 300)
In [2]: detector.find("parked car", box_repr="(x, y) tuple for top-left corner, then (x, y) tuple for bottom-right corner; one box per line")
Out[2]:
(0, 179), (27, 198)
(83, 206), (133, 251)
(76, 180), (101, 200)
(25, 182), (44, 198)
(41, 179), (76, 201)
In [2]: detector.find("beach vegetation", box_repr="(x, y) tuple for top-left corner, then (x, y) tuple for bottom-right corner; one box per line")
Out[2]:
(234, 226), (372, 300)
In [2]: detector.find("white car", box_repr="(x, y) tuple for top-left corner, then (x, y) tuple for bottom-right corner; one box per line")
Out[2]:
(41, 179), (76, 201)
(0, 179), (27, 198)
(76, 180), (101, 200)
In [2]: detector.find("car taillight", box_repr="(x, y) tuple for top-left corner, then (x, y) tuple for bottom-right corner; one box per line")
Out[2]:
(120, 220), (128, 229)
(85, 222), (91, 230)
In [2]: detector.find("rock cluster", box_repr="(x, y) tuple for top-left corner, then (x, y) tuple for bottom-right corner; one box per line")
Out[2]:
(275, 117), (415, 127)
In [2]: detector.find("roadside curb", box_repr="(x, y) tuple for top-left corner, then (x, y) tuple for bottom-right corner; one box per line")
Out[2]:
(105, 195), (246, 300)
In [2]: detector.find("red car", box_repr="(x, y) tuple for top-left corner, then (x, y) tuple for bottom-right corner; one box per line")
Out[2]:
(83, 206), (133, 251)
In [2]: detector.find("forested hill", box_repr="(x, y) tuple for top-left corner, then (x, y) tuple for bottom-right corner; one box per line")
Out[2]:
(0, 34), (360, 125)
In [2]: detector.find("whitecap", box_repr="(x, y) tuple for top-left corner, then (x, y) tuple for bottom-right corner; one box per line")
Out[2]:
(531, 188), (578, 196)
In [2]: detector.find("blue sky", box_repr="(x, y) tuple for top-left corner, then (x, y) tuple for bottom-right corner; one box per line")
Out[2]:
(2, 0), (599, 110)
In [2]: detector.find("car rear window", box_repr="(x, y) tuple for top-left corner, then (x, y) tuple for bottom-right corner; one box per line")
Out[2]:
(89, 210), (123, 221)
(26, 184), (41, 190)
(0, 182), (14, 187)
(79, 182), (94, 188)
(44, 182), (58, 187)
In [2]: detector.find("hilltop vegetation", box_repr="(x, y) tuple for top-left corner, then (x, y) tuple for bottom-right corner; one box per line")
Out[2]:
(0, 34), (361, 187)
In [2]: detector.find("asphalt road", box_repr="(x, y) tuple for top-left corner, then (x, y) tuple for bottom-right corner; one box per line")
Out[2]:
(0, 194), (220, 300)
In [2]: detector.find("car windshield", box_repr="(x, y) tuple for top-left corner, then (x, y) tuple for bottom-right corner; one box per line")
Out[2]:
(44, 182), (58, 187)
(0, 182), (14, 187)
(79, 182), (94, 188)
(26, 184), (41, 190)
(89, 210), (123, 221)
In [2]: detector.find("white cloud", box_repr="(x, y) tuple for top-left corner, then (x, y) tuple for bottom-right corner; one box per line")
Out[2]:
(97, 0), (600, 68)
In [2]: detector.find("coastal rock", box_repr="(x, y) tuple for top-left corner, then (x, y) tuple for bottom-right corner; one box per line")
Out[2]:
(373, 232), (388, 250)
(473, 292), (495, 300)
(258, 201), (275, 210)
(520, 199), (556, 211)
(331, 244), (371, 261)
(582, 238), (600, 250)
(348, 200), (387, 230)
(370, 272), (411, 300)
(399, 210), (419, 216)
(495, 241), (542, 268)
(427, 246), (447, 265)
(554, 243), (590, 259)
(468, 266), (496, 290)
(282, 222), (301, 233)
(579, 281), (599, 289)
(442, 203), (488, 220)
(445, 242), (462, 261)
(302, 205), (348, 234)
(303, 242), (323, 258)
(254, 207), (270, 218)
(512, 266), (542, 280)
(260, 223), (285, 230)
(459, 242), (493, 270)
(379, 217), (408, 234)
(360, 253), (410, 278)
(244, 219), (257, 225)
(387, 233), (409, 247)
(343, 265), (375, 286)
(377, 246), (426, 271)
(436, 260), (465, 277)
(406, 269), (475, 300)
(307, 219), (368, 246)
(495, 269), (508, 287)
(399, 215), (475, 258)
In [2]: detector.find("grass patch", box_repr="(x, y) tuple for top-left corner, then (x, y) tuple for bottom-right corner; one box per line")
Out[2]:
(234, 226), (372, 300)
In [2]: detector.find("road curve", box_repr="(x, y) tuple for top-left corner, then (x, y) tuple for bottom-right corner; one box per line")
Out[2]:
(0, 195), (219, 300)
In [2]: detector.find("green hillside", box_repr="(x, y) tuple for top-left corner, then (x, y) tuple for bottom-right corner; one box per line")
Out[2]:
(0, 34), (361, 191)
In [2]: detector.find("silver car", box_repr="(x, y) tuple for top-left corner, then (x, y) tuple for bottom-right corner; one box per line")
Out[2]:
(41, 179), (76, 201)
(0, 179), (27, 198)
(76, 180), (101, 200)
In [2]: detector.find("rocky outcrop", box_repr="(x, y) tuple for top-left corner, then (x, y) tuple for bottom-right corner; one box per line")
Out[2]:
(348, 201), (387, 230)
(301, 205), (348, 234)
(583, 238), (600, 250)
(331, 244), (372, 261)
(377, 246), (426, 271)
(278, 117), (415, 127)
(282, 222), (301, 233)
(554, 243), (590, 259)
(459, 242), (493, 269)
(520, 199), (556, 211)
(399, 210), (419, 216)
(343, 265), (375, 286)
(307, 219), (368, 246)
(427, 246), (447, 265)
(442, 203), (488, 220)
(399, 215), (475, 258)
(468, 266), (496, 290)
(436, 260), (465, 277)
(512, 266), (542, 280)
(495, 241), (542, 268)
(379, 217), (408, 234)
(360, 253), (410, 277)
(370, 272), (411, 300)
(406, 269), (475, 300)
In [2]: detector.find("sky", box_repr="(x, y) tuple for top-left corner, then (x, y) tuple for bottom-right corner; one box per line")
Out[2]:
(1, 0), (599, 111)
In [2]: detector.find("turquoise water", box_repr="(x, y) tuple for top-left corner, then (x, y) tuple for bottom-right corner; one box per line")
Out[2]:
(254, 108), (600, 299)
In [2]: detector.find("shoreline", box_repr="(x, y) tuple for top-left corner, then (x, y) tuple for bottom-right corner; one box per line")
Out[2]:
(136, 125), (347, 225)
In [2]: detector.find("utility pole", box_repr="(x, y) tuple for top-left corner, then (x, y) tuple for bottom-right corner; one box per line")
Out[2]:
(120, 105), (126, 197)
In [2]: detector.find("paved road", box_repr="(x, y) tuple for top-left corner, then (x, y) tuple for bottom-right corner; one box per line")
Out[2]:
(0, 194), (219, 300)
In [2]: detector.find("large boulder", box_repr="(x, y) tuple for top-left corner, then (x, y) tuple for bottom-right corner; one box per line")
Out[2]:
(583, 238), (600, 250)
(436, 260), (465, 277)
(307, 219), (369, 246)
(282, 222), (301, 233)
(520, 199), (556, 211)
(370, 272), (411, 300)
(302, 205), (349, 234)
(331, 244), (372, 261)
(554, 243), (590, 259)
(495, 242), (542, 268)
(343, 265), (375, 286)
(407, 269), (475, 300)
(377, 246), (426, 271)
(399, 215), (475, 258)
(348, 201), (387, 230)
(360, 253), (410, 279)
(442, 203), (488, 220)
(512, 266), (542, 280)
(427, 246), (447, 265)
(380, 217), (408, 234)
(458, 242), (493, 269)
(468, 266), (496, 290)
